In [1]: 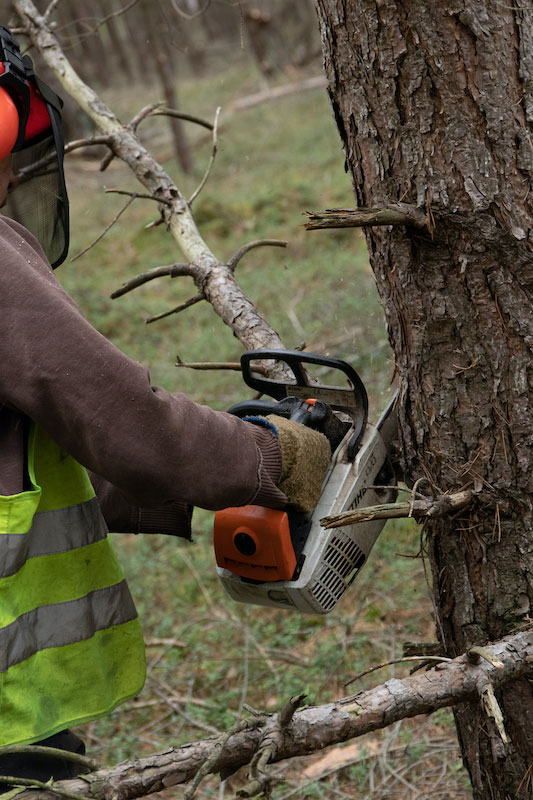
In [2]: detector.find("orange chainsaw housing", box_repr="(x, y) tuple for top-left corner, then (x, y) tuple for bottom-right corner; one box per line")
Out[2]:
(213, 505), (297, 582)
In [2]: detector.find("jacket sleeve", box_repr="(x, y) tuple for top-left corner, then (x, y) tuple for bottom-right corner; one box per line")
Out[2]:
(89, 471), (193, 539)
(0, 217), (286, 511)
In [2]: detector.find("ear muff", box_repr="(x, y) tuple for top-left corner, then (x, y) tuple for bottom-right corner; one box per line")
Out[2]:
(0, 85), (19, 158)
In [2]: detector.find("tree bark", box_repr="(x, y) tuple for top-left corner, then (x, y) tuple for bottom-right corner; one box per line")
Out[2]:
(316, 2), (533, 798)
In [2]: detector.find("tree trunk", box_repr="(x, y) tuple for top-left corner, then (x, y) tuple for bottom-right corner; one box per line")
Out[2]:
(98, 0), (134, 82)
(141, 0), (194, 174)
(316, 2), (533, 798)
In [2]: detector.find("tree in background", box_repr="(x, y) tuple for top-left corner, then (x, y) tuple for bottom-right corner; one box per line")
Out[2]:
(316, 1), (533, 797)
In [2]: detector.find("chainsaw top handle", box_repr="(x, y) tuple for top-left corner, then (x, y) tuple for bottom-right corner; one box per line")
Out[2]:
(234, 350), (369, 459)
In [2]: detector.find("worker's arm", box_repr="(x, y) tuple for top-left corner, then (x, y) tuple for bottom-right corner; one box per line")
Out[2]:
(89, 471), (193, 538)
(0, 216), (286, 511)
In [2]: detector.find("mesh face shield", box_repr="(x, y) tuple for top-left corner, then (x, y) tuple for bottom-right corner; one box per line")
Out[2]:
(0, 26), (69, 268)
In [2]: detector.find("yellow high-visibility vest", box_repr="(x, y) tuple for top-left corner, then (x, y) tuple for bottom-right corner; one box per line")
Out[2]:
(0, 424), (146, 745)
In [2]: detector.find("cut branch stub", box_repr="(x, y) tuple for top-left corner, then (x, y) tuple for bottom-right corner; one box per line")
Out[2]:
(304, 204), (428, 230)
(320, 489), (474, 528)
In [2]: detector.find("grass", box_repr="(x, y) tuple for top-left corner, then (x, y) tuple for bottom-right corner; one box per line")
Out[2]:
(57, 52), (470, 798)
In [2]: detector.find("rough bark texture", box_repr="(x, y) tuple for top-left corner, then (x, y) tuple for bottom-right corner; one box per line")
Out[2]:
(316, 1), (533, 798)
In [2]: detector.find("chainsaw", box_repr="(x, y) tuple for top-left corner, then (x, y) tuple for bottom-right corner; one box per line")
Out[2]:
(213, 350), (398, 615)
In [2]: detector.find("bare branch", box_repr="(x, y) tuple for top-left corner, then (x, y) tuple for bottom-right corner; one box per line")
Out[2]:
(304, 205), (429, 230)
(227, 239), (288, 272)
(14, 135), (113, 184)
(0, 775), (89, 800)
(175, 358), (271, 374)
(169, 0), (212, 20)
(13, 631), (532, 800)
(70, 195), (137, 262)
(129, 102), (165, 132)
(183, 717), (267, 800)
(93, 0), (143, 30)
(321, 489), (474, 529)
(64, 135), (112, 154)
(0, 745), (98, 772)
(129, 104), (215, 136)
(467, 646), (505, 669)
(146, 294), (204, 324)
(176, 358), (241, 371)
(229, 76), (328, 113)
(188, 106), (221, 206)
(111, 263), (194, 299)
(238, 695), (307, 799)
(42, 0), (61, 23)
(105, 188), (171, 205)
(344, 656), (453, 687)
(14, 0), (288, 361)
(150, 107), (215, 132)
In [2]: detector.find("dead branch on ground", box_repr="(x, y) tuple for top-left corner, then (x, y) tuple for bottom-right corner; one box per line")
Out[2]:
(12, 631), (532, 800)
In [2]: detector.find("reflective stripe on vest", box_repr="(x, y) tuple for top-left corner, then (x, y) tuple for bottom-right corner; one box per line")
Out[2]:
(0, 424), (146, 746)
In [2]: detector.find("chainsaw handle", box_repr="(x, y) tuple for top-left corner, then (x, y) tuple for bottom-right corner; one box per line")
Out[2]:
(227, 396), (351, 453)
(226, 400), (279, 418)
(239, 350), (368, 425)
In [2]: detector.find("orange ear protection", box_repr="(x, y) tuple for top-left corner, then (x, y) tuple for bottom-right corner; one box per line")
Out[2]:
(0, 60), (53, 159)
(0, 84), (18, 159)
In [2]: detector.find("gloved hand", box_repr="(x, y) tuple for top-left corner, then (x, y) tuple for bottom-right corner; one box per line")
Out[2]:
(263, 414), (331, 513)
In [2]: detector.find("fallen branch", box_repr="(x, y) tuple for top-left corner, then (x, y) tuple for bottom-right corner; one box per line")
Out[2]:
(238, 694), (307, 799)
(228, 76), (327, 113)
(15, 0), (291, 375)
(344, 655), (453, 687)
(70, 195), (137, 262)
(131, 104), (214, 133)
(13, 631), (532, 800)
(110, 263), (194, 299)
(146, 294), (204, 324)
(321, 489), (474, 528)
(304, 205), (428, 230)
(227, 239), (287, 272)
(0, 745), (98, 772)
(174, 358), (270, 375)
(188, 106), (220, 206)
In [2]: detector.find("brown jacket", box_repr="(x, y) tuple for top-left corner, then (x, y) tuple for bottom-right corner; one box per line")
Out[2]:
(0, 216), (286, 538)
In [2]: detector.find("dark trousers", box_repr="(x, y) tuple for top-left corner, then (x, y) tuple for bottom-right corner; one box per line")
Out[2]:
(0, 730), (87, 792)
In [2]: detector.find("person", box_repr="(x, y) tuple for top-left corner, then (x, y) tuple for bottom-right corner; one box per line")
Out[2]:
(0, 28), (330, 785)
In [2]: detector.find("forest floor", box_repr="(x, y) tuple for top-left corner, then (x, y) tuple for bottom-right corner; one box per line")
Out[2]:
(59, 53), (472, 800)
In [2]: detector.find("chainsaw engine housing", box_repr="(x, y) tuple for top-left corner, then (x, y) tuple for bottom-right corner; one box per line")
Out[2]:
(214, 351), (397, 615)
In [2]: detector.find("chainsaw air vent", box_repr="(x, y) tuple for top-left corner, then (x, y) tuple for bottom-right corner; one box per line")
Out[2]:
(309, 531), (366, 612)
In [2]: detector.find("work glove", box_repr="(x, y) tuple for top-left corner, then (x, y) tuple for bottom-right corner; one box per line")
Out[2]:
(262, 414), (331, 513)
